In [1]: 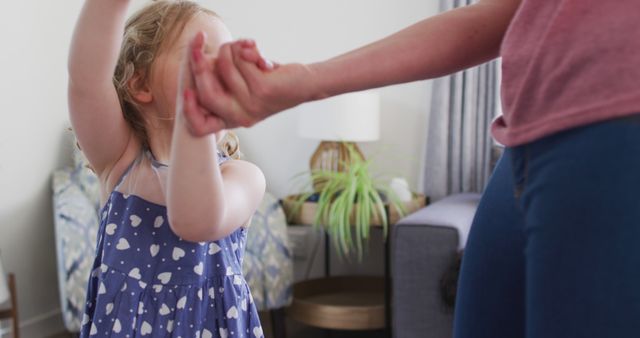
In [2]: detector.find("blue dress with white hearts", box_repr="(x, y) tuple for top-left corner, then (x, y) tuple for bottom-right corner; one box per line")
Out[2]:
(79, 150), (263, 338)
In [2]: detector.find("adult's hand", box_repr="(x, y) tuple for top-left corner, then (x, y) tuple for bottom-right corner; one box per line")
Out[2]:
(184, 32), (323, 136)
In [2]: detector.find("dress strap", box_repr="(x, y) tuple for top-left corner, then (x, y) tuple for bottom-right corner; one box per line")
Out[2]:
(146, 148), (168, 169)
(113, 155), (140, 191)
(146, 147), (231, 167)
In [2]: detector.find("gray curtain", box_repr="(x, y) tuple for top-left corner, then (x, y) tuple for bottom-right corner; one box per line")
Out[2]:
(422, 0), (500, 201)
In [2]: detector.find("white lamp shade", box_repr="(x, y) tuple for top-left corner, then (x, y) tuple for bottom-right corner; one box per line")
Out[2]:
(298, 90), (380, 142)
(0, 251), (8, 303)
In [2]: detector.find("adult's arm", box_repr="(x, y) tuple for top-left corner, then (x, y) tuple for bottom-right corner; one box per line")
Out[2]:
(185, 0), (522, 135)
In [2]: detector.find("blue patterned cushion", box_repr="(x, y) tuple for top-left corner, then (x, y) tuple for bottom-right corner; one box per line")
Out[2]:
(243, 193), (293, 310)
(71, 146), (101, 208)
(52, 166), (100, 332)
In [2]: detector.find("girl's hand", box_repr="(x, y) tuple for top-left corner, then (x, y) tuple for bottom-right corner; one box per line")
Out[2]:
(184, 34), (319, 136)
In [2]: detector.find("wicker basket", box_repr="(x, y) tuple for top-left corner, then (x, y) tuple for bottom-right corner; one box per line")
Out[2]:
(281, 193), (427, 227)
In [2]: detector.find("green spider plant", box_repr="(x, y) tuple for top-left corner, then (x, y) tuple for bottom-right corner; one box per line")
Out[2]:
(289, 143), (406, 260)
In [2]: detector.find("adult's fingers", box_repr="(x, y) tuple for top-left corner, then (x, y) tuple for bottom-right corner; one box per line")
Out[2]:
(234, 40), (275, 71)
(233, 47), (271, 100)
(236, 39), (256, 49)
(237, 42), (261, 64)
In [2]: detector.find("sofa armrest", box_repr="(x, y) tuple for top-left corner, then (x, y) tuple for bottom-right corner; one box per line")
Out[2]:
(392, 222), (459, 338)
(391, 193), (481, 338)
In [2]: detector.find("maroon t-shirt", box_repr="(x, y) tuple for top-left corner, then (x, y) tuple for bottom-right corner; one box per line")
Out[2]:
(492, 0), (640, 146)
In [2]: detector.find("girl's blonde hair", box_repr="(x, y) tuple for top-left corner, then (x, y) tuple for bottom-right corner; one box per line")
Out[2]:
(113, 0), (241, 159)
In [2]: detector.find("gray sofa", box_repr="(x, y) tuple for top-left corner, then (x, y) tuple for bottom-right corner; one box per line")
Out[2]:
(392, 193), (481, 338)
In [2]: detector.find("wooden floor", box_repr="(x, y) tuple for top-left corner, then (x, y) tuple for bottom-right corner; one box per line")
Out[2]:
(46, 311), (388, 338)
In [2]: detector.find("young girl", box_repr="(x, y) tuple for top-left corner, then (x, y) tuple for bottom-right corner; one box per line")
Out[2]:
(68, 1), (266, 337)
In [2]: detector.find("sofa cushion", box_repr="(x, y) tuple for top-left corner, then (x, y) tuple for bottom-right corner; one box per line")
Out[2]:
(71, 145), (101, 209)
(243, 192), (293, 310)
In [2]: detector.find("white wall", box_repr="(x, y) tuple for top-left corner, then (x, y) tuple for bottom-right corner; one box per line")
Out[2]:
(0, 0), (438, 336)
(0, 0), (84, 336)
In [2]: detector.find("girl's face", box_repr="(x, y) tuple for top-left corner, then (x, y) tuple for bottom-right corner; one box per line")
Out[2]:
(147, 13), (232, 126)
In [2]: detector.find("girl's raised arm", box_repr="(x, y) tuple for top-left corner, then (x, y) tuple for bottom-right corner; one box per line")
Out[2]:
(68, 0), (133, 178)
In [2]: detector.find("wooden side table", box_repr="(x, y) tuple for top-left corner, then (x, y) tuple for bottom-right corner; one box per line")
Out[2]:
(0, 274), (20, 338)
(282, 194), (428, 336)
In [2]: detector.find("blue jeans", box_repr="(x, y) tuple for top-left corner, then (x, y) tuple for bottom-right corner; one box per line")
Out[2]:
(453, 115), (640, 338)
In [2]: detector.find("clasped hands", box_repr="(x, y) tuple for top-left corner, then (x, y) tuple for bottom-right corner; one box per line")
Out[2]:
(179, 31), (319, 137)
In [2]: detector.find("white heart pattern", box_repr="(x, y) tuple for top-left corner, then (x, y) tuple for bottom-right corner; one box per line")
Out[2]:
(232, 242), (238, 251)
(140, 321), (152, 335)
(226, 267), (234, 276)
(129, 214), (142, 227)
(202, 329), (213, 338)
(153, 285), (163, 293)
(219, 328), (228, 338)
(197, 288), (203, 301)
(128, 268), (142, 280)
(105, 223), (117, 235)
(253, 327), (264, 338)
(154, 215), (164, 228)
(159, 303), (171, 315)
(226, 306), (239, 319)
(157, 272), (172, 284)
(241, 298), (247, 311)
(149, 244), (160, 257)
(233, 275), (243, 285)
(105, 303), (114, 315)
(208, 287), (216, 300)
(177, 296), (187, 309)
(90, 323), (97, 335)
(208, 243), (221, 255)
(172, 247), (185, 261)
(166, 320), (174, 333)
(116, 238), (130, 250)
(138, 302), (145, 315)
(138, 281), (147, 289)
(113, 319), (122, 333)
(194, 262), (204, 275)
(98, 282), (106, 295)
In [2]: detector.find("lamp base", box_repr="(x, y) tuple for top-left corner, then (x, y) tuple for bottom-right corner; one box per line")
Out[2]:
(310, 141), (365, 191)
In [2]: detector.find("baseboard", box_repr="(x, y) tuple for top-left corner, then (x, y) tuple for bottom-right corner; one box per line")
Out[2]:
(0, 308), (66, 338)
